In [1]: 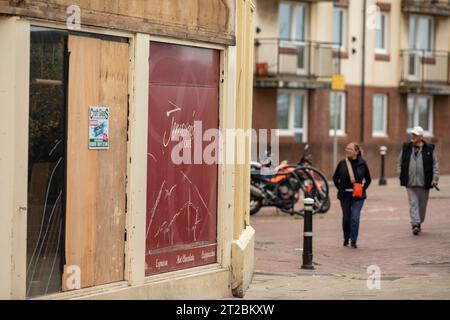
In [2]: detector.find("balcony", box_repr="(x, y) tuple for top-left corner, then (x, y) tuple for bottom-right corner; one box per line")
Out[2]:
(400, 50), (450, 94)
(402, 0), (450, 16)
(254, 38), (340, 89)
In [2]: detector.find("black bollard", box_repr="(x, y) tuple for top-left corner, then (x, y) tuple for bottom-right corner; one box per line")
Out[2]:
(301, 198), (314, 270)
(379, 146), (387, 186)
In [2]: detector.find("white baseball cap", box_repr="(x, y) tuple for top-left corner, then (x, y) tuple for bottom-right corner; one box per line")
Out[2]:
(411, 126), (424, 136)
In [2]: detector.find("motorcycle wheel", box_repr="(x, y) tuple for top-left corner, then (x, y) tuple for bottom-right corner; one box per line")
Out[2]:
(250, 194), (262, 215)
(298, 167), (329, 214)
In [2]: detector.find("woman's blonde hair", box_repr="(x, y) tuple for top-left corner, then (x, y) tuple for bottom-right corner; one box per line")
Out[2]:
(349, 142), (364, 157)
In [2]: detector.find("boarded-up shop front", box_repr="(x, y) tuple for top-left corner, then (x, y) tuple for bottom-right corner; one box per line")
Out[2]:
(26, 29), (129, 297)
(0, 0), (256, 300)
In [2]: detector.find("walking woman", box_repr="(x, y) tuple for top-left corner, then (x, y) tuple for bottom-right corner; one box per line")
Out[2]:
(333, 143), (372, 248)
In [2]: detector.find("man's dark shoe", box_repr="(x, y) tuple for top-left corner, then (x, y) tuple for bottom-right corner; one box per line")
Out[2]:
(351, 241), (357, 249)
(343, 239), (349, 247)
(412, 225), (420, 235)
(418, 224), (421, 232)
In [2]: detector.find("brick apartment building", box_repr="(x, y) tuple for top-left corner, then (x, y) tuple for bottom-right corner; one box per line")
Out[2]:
(252, 0), (450, 180)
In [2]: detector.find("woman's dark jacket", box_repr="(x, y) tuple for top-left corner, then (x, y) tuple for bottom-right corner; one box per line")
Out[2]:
(333, 156), (372, 200)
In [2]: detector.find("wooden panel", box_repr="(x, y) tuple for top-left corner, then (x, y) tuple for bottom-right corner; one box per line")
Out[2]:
(0, 0), (235, 46)
(65, 35), (128, 290)
(197, 0), (229, 30)
(94, 39), (128, 286)
(65, 36), (100, 289)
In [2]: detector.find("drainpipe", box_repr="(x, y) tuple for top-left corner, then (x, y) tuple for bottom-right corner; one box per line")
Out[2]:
(360, 0), (367, 143)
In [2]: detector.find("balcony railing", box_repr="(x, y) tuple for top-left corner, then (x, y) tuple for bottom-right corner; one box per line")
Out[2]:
(400, 50), (450, 85)
(254, 38), (340, 81)
(402, 0), (450, 16)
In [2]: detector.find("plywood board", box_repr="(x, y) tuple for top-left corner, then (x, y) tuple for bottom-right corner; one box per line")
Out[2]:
(65, 35), (128, 290)
(94, 39), (128, 286)
(65, 35), (100, 289)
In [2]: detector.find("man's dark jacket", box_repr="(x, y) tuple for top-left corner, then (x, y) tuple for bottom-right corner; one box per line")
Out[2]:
(399, 141), (435, 189)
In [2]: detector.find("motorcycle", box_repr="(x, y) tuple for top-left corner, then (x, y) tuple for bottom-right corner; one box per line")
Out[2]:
(250, 145), (330, 216)
(297, 145), (331, 213)
(250, 162), (311, 216)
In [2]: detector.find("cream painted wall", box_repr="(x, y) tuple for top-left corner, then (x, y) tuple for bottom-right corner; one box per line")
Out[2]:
(366, 0), (402, 87)
(310, 1), (333, 43)
(364, 0), (450, 87)
(254, 0), (279, 39)
(125, 33), (149, 286)
(0, 16), (29, 299)
(254, 0), (449, 87)
(254, 0), (365, 85)
(254, 0), (334, 42)
(435, 18), (450, 51)
(255, 0), (367, 85)
(232, 0), (255, 297)
(339, 0), (364, 86)
(397, 6), (450, 83)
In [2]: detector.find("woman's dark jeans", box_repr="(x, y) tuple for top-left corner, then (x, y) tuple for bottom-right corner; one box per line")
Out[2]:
(340, 192), (365, 243)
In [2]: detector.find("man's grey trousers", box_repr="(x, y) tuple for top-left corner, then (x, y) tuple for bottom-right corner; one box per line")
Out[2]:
(406, 187), (430, 226)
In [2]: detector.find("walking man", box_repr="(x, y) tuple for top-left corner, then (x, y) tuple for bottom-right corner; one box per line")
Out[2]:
(397, 126), (439, 235)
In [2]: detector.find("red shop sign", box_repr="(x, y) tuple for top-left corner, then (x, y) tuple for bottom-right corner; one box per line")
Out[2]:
(146, 42), (220, 276)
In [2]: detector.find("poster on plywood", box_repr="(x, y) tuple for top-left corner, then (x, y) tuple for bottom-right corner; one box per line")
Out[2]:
(89, 106), (110, 149)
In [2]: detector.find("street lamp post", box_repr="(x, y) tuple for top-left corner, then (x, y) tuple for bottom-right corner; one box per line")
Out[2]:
(379, 146), (387, 186)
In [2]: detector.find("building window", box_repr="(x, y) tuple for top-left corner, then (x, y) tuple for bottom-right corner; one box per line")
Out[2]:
(332, 8), (346, 51)
(277, 92), (290, 129)
(407, 16), (434, 79)
(375, 11), (388, 53)
(27, 27), (67, 298)
(279, 2), (307, 41)
(329, 92), (346, 136)
(279, 2), (308, 73)
(409, 15), (434, 51)
(372, 94), (388, 137)
(407, 95), (433, 136)
(277, 91), (308, 142)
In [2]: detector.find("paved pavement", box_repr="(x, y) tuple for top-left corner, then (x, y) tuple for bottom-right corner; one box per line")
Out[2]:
(243, 175), (450, 299)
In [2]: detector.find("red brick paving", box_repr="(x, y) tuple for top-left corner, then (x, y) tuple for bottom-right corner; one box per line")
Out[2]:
(251, 176), (450, 277)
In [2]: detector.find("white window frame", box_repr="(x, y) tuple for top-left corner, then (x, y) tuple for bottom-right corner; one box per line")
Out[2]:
(277, 90), (308, 142)
(409, 15), (434, 52)
(406, 94), (434, 137)
(332, 7), (347, 52)
(407, 15), (435, 80)
(372, 94), (388, 137)
(329, 91), (346, 137)
(375, 11), (388, 54)
(279, 1), (309, 42)
(279, 1), (309, 75)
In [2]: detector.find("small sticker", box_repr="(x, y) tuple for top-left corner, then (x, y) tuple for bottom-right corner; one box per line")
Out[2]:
(89, 106), (109, 150)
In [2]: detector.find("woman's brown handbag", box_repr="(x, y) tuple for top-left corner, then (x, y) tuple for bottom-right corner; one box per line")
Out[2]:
(345, 158), (364, 198)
